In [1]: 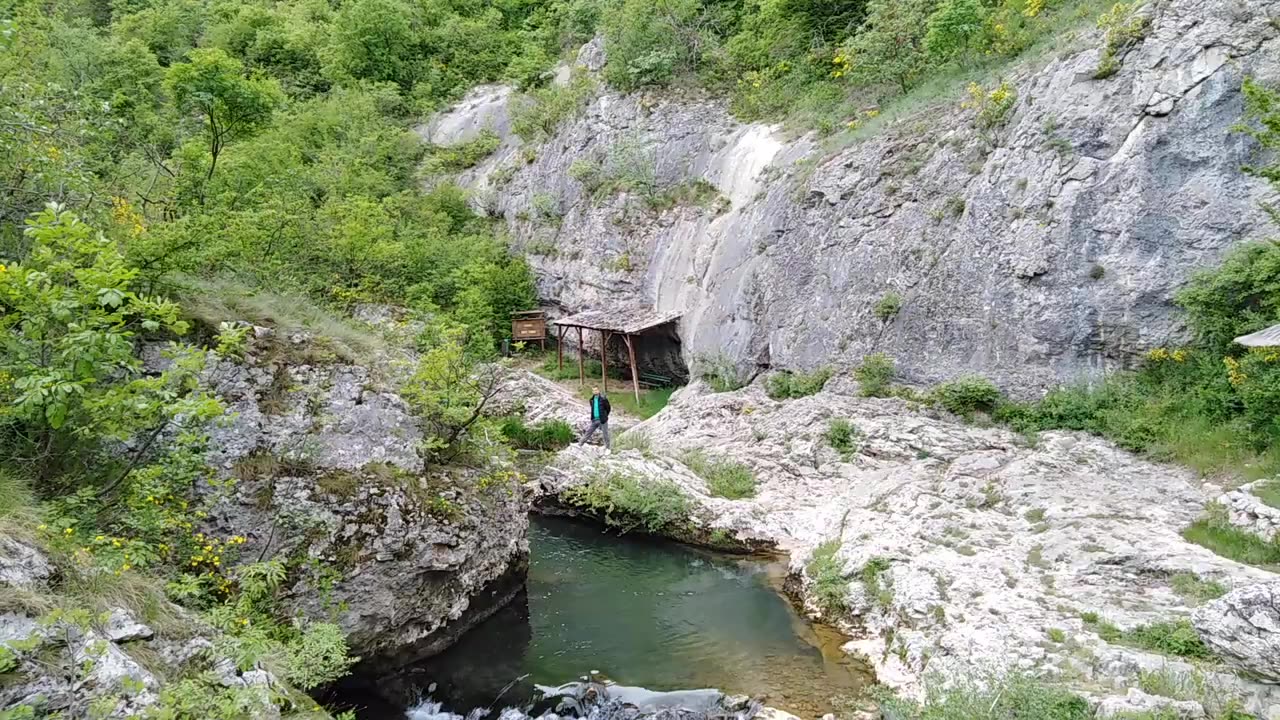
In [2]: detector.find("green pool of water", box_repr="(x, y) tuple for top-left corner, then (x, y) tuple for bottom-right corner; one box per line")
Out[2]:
(339, 516), (868, 718)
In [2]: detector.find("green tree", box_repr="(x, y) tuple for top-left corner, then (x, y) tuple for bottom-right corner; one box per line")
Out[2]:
(401, 324), (507, 460)
(602, 0), (703, 89)
(0, 206), (219, 486)
(924, 0), (985, 62)
(841, 0), (937, 93)
(166, 48), (284, 199)
(324, 0), (419, 88)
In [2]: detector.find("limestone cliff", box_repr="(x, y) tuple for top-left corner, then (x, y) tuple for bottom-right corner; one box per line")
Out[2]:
(427, 0), (1280, 396)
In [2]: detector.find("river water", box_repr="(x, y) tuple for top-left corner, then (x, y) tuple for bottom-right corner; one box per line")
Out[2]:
(336, 516), (867, 718)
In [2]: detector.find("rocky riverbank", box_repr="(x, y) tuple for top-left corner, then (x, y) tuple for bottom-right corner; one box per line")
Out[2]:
(530, 376), (1280, 717)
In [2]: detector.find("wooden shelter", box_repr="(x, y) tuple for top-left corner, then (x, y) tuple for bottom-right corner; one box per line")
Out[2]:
(552, 306), (683, 401)
(1235, 324), (1280, 348)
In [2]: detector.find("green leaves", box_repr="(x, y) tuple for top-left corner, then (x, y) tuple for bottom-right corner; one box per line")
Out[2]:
(1, 206), (214, 478)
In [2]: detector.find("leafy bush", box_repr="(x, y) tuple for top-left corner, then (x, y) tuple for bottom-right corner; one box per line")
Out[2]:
(1125, 619), (1214, 660)
(500, 416), (575, 451)
(680, 448), (757, 499)
(931, 376), (1003, 416)
(924, 0), (986, 62)
(564, 468), (693, 533)
(766, 367), (833, 400)
(697, 353), (748, 392)
(964, 80), (1017, 129)
(875, 291), (903, 321)
(419, 130), (501, 175)
(601, 0), (702, 90)
(1093, 2), (1149, 78)
(806, 540), (847, 615)
(511, 70), (597, 142)
(824, 419), (862, 458)
(856, 353), (896, 397)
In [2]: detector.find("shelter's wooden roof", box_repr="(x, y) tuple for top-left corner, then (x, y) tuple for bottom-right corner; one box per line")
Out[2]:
(552, 306), (682, 334)
(1234, 323), (1280, 347)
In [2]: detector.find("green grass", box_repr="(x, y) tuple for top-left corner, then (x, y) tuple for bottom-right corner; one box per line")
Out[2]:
(1183, 514), (1280, 570)
(613, 430), (652, 455)
(679, 448), (757, 499)
(1253, 480), (1280, 509)
(765, 367), (832, 400)
(1083, 614), (1214, 660)
(178, 277), (386, 363)
(499, 416), (575, 451)
(860, 556), (894, 608)
(1169, 572), (1227, 604)
(874, 672), (1091, 720)
(1046, 628), (1066, 643)
(806, 540), (847, 615)
(575, 385), (675, 420)
(563, 468), (692, 534)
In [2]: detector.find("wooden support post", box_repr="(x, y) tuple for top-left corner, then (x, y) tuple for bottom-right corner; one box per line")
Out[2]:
(557, 325), (565, 371)
(600, 330), (609, 393)
(576, 327), (585, 387)
(623, 334), (640, 403)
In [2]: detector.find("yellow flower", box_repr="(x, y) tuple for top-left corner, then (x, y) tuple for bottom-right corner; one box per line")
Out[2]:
(63, 528), (73, 536)
(112, 539), (121, 547)
(37, 524), (47, 531)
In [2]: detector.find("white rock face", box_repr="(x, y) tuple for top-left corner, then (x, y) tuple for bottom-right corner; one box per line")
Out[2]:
(535, 378), (1280, 714)
(430, 0), (1280, 397)
(1095, 688), (1205, 718)
(1193, 582), (1280, 683)
(103, 607), (154, 643)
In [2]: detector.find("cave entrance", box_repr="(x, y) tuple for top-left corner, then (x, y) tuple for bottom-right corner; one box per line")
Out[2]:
(551, 305), (686, 402)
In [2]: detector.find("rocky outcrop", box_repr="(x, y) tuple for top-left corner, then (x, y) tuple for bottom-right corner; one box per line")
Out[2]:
(1193, 582), (1280, 683)
(430, 0), (1280, 396)
(189, 327), (529, 669)
(0, 538), (284, 718)
(536, 378), (1280, 715)
(1217, 481), (1280, 542)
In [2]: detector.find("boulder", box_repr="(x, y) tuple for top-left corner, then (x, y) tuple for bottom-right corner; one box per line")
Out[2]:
(1193, 582), (1280, 683)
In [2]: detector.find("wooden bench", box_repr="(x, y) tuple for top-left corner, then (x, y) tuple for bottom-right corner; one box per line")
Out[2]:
(638, 372), (672, 389)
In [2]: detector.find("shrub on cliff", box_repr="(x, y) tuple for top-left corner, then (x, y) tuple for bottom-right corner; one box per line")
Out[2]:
(930, 376), (1003, 417)
(564, 468), (693, 533)
(766, 367), (833, 400)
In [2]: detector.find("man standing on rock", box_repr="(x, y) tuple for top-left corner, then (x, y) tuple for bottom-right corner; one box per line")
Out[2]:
(582, 386), (612, 449)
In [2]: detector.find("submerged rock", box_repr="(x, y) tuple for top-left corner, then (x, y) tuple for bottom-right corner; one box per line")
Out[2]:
(1193, 582), (1280, 683)
(405, 679), (773, 720)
